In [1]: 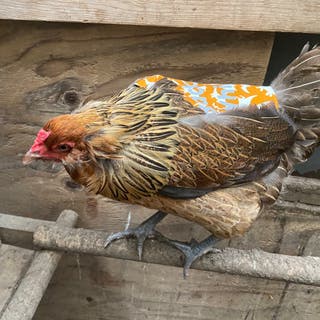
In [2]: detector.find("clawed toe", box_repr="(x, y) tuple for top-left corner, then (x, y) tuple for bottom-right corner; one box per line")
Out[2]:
(104, 211), (167, 260)
(104, 228), (153, 259)
(165, 236), (220, 278)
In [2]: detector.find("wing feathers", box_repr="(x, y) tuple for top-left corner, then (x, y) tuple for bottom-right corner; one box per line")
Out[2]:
(166, 103), (295, 194)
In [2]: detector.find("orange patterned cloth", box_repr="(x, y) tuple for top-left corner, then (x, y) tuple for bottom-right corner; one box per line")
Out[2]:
(135, 75), (279, 113)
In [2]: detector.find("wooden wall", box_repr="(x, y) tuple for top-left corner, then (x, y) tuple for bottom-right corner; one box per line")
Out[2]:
(1, 19), (320, 319)
(1, 0), (320, 33)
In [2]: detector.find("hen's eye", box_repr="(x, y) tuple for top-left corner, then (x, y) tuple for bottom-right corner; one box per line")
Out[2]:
(57, 144), (72, 152)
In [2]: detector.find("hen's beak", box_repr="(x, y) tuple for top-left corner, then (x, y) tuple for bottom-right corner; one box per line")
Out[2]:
(23, 150), (41, 165)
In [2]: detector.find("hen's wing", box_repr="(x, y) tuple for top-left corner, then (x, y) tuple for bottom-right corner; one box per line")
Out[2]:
(134, 76), (296, 198)
(161, 105), (295, 198)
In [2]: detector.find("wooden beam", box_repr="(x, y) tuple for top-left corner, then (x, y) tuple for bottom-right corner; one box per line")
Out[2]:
(0, 214), (55, 233)
(33, 224), (320, 286)
(0, 1), (319, 34)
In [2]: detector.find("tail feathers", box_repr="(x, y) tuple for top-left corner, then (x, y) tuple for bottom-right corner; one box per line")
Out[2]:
(271, 43), (320, 167)
(272, 43), (320, 89)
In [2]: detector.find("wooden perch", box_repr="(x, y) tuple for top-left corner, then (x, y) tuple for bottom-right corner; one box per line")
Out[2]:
(1, 210), (78, 320)
(34, 224), (320, 286)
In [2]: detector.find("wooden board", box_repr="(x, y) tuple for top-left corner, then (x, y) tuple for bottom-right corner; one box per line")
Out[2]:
(34, 255), (287, 320)
(0, 244), (34, 315)
(33, 252), (320, 320)
(0, 0), (320, 34)
(269, 220), (320, 320)
(0, 19), (274, 239)
(1, 19), (320, 320)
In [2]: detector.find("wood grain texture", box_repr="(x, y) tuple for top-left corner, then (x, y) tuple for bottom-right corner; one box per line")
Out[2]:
(0, 19), (319, 319)
(269, 220), (320, 320)
(0, 212), (56, 232)
(1, 210), (78, 320)
(0, 245), (34, 316)
(34, 254), (320, 320)
(0, 0), (320, 33)
(33, 255), (285, 320)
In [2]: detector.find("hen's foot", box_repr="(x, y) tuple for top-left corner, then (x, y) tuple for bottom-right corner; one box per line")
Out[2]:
(104, 210), (167, 260)
(166, 235), (221, 278)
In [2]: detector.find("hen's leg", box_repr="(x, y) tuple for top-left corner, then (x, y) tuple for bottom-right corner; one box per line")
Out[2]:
(164, 235), (220, 278)
(104, 210), (167, 260)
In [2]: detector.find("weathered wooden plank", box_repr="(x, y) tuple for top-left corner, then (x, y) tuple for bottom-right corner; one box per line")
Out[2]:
(0, 245), (34, 316)
(280, 176), (320, 207)
(273, 285), (320, 320)
(0, 213), (56, 232)
(34, 255), (287, 320)
(269, 222), (320, 319)
(1, 211), (78, 320)
(0, 0), (319, 33)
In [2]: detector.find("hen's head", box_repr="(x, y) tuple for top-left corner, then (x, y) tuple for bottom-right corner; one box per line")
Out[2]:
(23, 114), (89, 164)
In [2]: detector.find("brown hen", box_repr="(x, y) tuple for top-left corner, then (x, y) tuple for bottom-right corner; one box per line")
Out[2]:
(24, 44), (320, 276)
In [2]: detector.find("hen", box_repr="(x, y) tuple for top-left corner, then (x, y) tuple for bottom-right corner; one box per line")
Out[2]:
(24, 44), (320, 276)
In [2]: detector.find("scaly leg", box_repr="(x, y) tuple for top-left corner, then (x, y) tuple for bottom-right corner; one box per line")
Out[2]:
(104, 210), (167, 260)
(164, 235), (221, 278)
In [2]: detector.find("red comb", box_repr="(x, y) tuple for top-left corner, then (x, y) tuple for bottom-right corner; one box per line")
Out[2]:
(30, 129), (51, 152)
